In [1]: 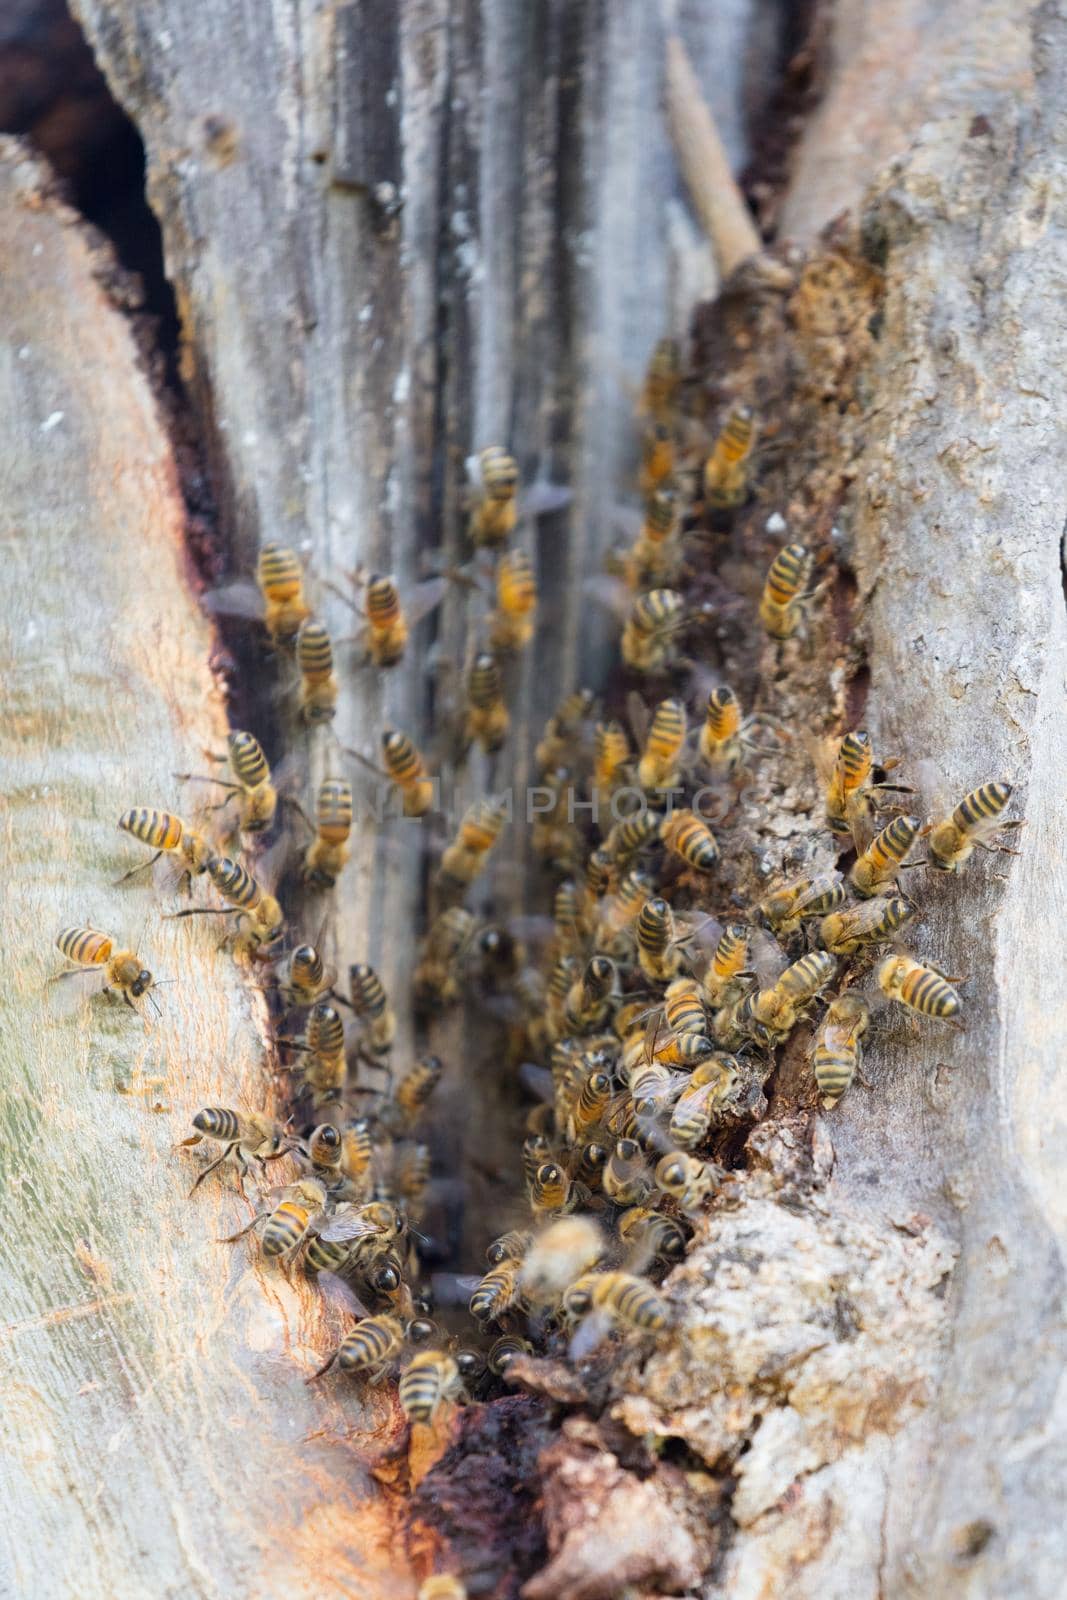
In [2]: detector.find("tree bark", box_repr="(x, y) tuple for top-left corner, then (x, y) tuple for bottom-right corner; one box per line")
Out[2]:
(2, 0), (1066, 1596)
(0, 144), (406, 1600)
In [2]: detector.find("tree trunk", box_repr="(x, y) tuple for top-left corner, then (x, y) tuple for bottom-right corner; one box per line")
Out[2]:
(1, 1), (1065, 1596)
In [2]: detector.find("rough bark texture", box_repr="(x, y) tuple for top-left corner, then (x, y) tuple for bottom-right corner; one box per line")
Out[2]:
(2, 0), (1066, 1596)
(0, 144), (408, 1600)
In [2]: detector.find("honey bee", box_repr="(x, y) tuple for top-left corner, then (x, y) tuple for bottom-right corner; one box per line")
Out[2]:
(593, 720), (631, 798)
(641, 337), (682, 421)
(815, 730), (913, 848)
(698, 686), (783, 780)
(178, 1108), (293, 1193)
(660, 808), (719, 872)
(616, 1207), (688, 1264)
(575, 1141), (610, 1189)
(436, 796), (508, 897)
(519, 1216), (604, 1304)
(256, 543), (312, 644)
(535, 689), (595, 773)
(301, 778), (352, 889)
(875, 954), (963, 1024)
(604, 811), (661, 871)
(380, 730), (435, 818)
(414, 907), (476, 1008)
(849, 814), (922, 897)
(274, 942), (336, 1007)
(419, 1579), (468, 1600)
(529, 1160), (573, 1215)
(349, 963), (395, 1056)
(308, 1313), (404, 1382)
(654, 1150), (719, 1216)
(221, 1177), (332, 1263)
(203, 542), (312, 646)
(487, 1335), (534, 1376)
(116, 808), (213, 890)
(487, 1228), (534, 1266)
(639, 421), (675, 498)
(393, 1054), (444, 1128)
(288, 1002), (347, 1106)
(819, 894), (915, 956)
(662, 977), (708, 1034)
(172, 855), (284, 956)
(602, 1139), (653, 1206)
(812, 993), (870, 1108)
(465, 651), (510, 754)
(469, 446), (520, 548)
(734, 950), (837, 1047)
(701, 923), (751, 1008)
(561, 1271), (671, 1334)
(620, 588), (685, 673)
(295, 619), (338, 724)
(594, 867), (655, 953)
(303, 1198), (404, 1274)
(922, 782), (1023, 873)
(636, 896), (684, 982)
(563, 956), (618, 1035)
(623, 489), (682, 589)
(340, 1121), (376, 1199)
(566, 1064), (615, 1143)
(759, 543), (814, 640)
(637, 698), (687, 791)
(305, 1122), (344, 1178)
(179, 730), (279, 835)
(530, 766), (583, 874)
(469, 1259), (524, 1323)
(52, 927), (156, 1010)
(760, 871), (845, 938)
(399, 1350), (464, 1425)
(646, 1028), (716, 1069)
(582, 845), (615, 914)
(489, 548), (538, 653)
(394, 1142), (432, 1210)
(703, 404), (756, 513)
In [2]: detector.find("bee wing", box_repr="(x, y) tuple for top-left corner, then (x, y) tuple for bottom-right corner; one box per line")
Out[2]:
(799, 729), (841, 789)
(791, 872), (844, 917)
(520, 482), (572, 520)
(909, 756), (952, 824)
(430, 1272), (484, 1307)
(750, 928), (788, 985)
(518, 1062), (555, 1104)
(583, 574), (633, 623)
(611, 504), (645, 541)
(404, 575), (450, 625)
(676, 912), (723, 954)
(316, 1275), (373, 1318)
(201, 579), (266, 622)
(626, 690), (651, 748)
(568, 1309), (614, 1362)
(317, 1209), (387, 1244)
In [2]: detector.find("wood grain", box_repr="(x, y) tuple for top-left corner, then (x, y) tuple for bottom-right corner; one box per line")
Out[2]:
(0, 142), (407, 1600)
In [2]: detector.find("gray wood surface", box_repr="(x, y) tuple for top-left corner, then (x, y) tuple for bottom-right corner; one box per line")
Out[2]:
(0, 144), (405, 1600)
(2, 0), (1066, 1594)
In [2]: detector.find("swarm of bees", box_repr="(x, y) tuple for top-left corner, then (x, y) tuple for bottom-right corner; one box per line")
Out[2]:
(52, 334), (1022, 1598)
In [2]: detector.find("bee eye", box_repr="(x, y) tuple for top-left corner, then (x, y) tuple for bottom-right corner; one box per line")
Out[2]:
(618, 1140), (639, 1160)
(407, 1318), (435, 1344)
(567, 1291), (591, 1315)
(456, 1350), (483, 1377)
(320, 1126), (340, 1147)
(665, 1163), (683, 1185)
(374, 1265), (401, 1292)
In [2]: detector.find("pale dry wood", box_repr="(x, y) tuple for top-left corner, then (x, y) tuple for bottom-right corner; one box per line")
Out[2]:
(0, 143), (407, 1600)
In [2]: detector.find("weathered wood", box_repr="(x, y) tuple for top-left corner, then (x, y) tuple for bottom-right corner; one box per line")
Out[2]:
(6, 0), (1067, 1595)
(0, 143), (405, 1600)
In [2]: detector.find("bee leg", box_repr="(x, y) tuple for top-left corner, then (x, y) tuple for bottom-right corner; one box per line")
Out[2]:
(113, 851), (162, 886)
(306, 1351), (339, 1383)
(188, 1146), (239, 1195)
(218, 1211), (269, 1242)
(165, 908), (241, 919)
